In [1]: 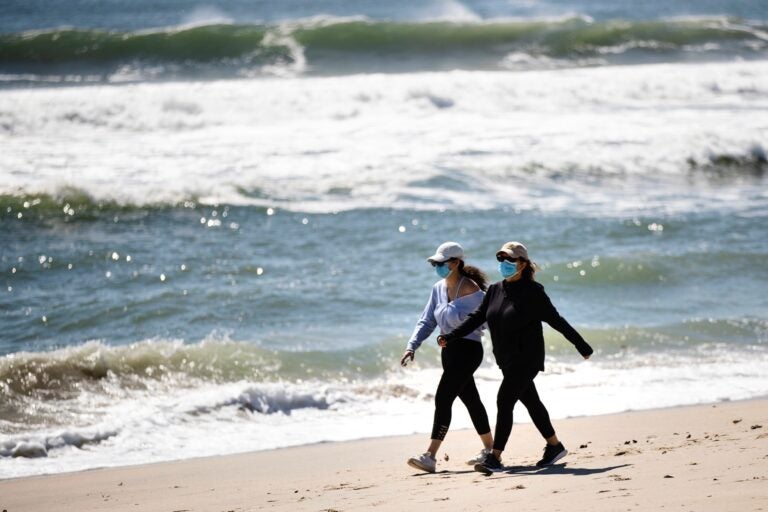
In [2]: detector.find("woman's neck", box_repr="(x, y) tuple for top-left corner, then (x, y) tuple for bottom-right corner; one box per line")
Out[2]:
(446, 271), (461, 286)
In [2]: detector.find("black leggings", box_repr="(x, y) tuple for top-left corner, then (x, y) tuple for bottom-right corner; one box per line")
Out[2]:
(431, 339), (491, 441)
(492, 365), (555, 451)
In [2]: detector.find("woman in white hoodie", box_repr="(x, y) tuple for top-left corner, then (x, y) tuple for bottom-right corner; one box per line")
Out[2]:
(400, 241), (493, 473)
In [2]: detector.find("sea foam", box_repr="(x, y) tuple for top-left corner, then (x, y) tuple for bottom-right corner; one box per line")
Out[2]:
(1, 338), (765, 478)
(1, 61), (766, 216)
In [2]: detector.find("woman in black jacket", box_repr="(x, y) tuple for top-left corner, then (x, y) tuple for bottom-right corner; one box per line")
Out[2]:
(437, 241), (593, 474)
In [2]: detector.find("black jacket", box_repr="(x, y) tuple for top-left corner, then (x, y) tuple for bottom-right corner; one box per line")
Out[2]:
(443, 279), (593, 371)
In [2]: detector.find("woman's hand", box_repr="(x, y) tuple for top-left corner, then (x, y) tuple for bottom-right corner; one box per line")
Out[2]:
(400, 350), (415, 367)
(437, 335), (447, 348)
(583, 354), (591, 360)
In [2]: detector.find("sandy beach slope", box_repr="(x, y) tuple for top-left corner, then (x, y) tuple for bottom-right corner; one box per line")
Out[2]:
(1, 398), (766, 511)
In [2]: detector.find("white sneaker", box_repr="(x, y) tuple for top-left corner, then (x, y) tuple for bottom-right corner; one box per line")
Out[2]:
(407, 452), (436, 473)
(466, 448), (492, 465)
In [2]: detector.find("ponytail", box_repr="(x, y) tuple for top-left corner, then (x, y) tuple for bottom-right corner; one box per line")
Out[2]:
(457, 260), (488, 291)
(520, 259), (537, 281)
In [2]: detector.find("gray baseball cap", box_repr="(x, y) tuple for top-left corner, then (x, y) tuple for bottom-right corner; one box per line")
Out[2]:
(427, 241), (464, 263)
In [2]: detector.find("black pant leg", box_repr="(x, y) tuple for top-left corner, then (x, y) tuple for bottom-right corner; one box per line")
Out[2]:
(492, 366), (538, 452)
(431, 341), (484, 440)
(456, 371), (491, 436)
(519, 379), (555, 439)
(431, 368), (455, 440)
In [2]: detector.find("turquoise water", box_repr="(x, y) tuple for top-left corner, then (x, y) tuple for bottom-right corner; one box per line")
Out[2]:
(2, 0), (767, 84)
(2, 0), (767, 33)
(3, 201), (767, 354)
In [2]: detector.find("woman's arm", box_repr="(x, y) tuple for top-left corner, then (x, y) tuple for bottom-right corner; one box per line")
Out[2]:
(405, 286), (439, 352)
(536, 287), (593, 358)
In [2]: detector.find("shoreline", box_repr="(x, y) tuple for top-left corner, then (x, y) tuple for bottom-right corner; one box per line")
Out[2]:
(2, 396), (765, 482)
(2, 397), (766, 511)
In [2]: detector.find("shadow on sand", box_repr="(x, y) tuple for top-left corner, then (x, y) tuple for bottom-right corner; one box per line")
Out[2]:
(499, 462), (632, 477)
(410, 463), (631, 478)
(412, 469), (477, 477)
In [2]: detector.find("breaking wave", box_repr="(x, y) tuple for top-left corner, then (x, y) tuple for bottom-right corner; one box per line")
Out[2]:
(1, 17), (766, 82)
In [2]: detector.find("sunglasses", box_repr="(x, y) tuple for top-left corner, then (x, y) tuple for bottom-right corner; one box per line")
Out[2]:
(430, 258), (455, 267)
(496, 254), (521, 263)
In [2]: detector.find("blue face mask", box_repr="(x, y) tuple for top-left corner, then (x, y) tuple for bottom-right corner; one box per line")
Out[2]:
(435, 263), (451, 279)
(499, 260), (517, 278)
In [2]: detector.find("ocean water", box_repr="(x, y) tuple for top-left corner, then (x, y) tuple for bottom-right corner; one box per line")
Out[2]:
(1, 0), (767, 479)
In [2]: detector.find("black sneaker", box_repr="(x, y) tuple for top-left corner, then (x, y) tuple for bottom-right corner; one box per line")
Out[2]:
(474, 452), (503, 475)
(536, 442), (568, 467)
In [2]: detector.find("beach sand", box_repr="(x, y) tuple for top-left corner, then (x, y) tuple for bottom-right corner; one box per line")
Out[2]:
(2, 398), (766, 512)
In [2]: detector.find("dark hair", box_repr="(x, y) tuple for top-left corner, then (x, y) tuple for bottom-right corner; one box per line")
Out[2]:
(519, 258), (537, 281)
(457, 260), (488, 291)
